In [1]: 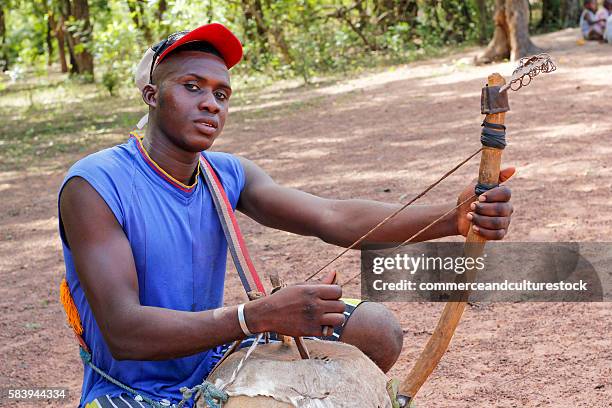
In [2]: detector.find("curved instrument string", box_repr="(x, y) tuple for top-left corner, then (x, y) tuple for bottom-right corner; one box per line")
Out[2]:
(305, 147), (483, 282)
(340, 193), (477, 287)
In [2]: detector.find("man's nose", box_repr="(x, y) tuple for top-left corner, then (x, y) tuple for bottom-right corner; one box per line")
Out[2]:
(197, 90), (220, 113)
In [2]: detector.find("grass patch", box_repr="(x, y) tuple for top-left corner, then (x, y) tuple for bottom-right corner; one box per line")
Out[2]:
(0, 77), (142, 171)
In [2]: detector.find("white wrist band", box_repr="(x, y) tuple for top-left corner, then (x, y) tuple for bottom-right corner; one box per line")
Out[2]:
(237, 303), (253, 336)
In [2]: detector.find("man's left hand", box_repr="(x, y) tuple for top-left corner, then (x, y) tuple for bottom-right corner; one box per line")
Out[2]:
(456, 167), (515, 239)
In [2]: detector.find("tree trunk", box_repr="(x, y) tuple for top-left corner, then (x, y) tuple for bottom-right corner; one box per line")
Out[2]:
(251, 0), (268, 39)
(538, 0), (560, 29)
(0, 7), (7, 71)
(475, 0), (489, 44)
(259, 0), (291, 65)
(476, 0), (541, 64)
(55, 15), (69, 73)
(62, 0), (94, 79)
(261, 0), (292, 65)
(241, 0), (267, 50)
(46, 14), (54, 66)
(506, 0), (538, 60)
(267, 21), (293, 65)
(67, 42), (79, 74)
(560, 0), (581, 27)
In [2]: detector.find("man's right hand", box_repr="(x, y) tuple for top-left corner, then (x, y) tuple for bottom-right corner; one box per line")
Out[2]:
(245, 271), (345, 337)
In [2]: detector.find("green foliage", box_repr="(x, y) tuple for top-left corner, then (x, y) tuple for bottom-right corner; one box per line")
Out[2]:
(0, 0), (571, 87)
(92, 0), (141, 88)
(3, 0), (49, 71)
(102, 70), (119, 96)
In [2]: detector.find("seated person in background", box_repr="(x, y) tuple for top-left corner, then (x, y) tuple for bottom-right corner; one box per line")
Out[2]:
(580, 0), (605, 40)
(601, 0), (612, 42)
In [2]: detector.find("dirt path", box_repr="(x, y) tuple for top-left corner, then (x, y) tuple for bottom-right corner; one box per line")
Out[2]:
(1, 28), (611, 407)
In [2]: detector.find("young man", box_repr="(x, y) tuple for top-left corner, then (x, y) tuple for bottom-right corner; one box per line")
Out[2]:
(59, 24), (514, 407)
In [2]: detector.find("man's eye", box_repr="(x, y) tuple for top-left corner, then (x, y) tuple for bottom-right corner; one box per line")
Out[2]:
(184, 84), (199, 91)
(214, 91), (228, 101)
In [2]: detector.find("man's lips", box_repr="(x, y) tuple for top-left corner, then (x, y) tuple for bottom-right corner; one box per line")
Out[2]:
(193, 117), (218, 128)
(193, 118), (218, 134)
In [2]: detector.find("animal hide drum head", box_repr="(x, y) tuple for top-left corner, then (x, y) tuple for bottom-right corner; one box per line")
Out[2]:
(204, 340), (392, 408)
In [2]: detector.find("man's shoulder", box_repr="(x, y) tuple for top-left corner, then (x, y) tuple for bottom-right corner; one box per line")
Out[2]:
(60, 140), (136, 226)
(204, 150), (241, 165)
(203, 151), (246, 196)
(203, 151), (244, 177)
(67, 140), (135, 179)
(60, 140), (137, 202)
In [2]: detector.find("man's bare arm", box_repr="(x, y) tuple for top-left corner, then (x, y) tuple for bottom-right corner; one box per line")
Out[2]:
(237, 157), (513, 246)
(60, 177), (345, 360)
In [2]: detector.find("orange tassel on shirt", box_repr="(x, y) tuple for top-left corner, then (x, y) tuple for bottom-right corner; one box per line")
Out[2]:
(60, 278), (83, 335)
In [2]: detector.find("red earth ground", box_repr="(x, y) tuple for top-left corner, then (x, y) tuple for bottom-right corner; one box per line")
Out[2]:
(1, 28), (611, 407)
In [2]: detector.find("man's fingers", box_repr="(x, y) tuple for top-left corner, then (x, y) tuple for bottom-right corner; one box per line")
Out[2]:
(470, 201), (514, 217)
(468, 213), (510, 230)
(498, 167), (516, 183)
(296, 270), (335, 286)
(320, 270), (337, 285)
(320, 299), (347, 314)
(320, 313), (345, 328)
(472, 225), (507, 240)
(479, 185), (511, 203)
(310, 284), (342, 300)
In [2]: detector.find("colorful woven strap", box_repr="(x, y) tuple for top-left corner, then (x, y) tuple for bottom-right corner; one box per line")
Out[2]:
(199, 155), (266, 298)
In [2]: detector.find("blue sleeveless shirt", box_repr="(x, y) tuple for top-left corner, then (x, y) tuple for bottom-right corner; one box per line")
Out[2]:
(58, 135), (246, 407)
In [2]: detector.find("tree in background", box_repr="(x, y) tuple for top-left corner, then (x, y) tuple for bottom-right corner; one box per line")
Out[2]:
(125, 0), (172, 45)
(60, 0), (94, 79)
(0, 5), (7, 71)
(476, 0), (541, 64)
(47, 6), (69, 73)
(538, 0), (560, 29)
(560, 0), (582, 27)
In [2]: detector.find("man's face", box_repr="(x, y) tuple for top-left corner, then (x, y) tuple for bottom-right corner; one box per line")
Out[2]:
(587, 1), (597, 11)
(148, 50), (232, 152)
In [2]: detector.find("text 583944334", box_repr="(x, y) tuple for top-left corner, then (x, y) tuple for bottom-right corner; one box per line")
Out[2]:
(3, 388), (68, 400)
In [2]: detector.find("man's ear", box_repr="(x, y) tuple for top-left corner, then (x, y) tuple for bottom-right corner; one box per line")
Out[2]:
(141, 83), (158, 108)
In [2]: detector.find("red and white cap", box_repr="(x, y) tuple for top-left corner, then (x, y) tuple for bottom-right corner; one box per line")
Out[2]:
(134, 23), (242, 128)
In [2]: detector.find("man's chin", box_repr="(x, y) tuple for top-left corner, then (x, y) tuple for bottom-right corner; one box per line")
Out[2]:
(183, 133), (218, 152)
